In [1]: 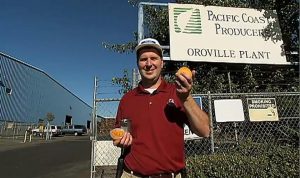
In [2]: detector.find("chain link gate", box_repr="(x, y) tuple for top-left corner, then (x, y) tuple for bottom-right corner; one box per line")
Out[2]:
(90, 92), (299, 178)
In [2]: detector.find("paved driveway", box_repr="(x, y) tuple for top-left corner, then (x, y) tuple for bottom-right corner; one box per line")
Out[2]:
(0, 135), (91, 178)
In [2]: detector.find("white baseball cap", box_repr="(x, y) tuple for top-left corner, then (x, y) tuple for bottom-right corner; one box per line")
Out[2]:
(135, 38), (163, 57)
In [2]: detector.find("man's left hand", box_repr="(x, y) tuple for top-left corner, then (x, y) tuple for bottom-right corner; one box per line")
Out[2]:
(175, 70), (195, 102)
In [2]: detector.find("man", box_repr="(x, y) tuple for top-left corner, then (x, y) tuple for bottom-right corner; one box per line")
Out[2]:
(113, 38), (210, 178)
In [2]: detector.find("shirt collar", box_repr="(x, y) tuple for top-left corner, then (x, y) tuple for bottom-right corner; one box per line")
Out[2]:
(137, 78), (168, 94)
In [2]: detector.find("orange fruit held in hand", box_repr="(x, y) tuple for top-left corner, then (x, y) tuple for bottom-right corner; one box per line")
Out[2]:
(177, 66), (192, 78)
(110, 128), (125, 139)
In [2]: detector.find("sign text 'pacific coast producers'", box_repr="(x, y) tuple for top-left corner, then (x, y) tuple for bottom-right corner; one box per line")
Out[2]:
(169, 3), (288, 64)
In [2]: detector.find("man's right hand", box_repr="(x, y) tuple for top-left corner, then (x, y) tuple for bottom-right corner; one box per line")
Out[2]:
(113, 132), (133, 148)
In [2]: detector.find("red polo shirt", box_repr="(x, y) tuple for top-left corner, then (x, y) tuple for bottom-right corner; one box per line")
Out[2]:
(115, 79), (188, 175)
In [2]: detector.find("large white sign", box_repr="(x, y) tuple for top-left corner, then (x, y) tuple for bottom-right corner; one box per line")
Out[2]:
(214, 99), (245, 122)
(168, 3), (288, 64)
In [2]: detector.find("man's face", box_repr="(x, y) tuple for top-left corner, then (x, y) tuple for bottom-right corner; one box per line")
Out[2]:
(137, 48), (163, 83)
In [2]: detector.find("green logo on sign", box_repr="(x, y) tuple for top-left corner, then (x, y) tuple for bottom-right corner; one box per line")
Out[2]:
(173, 7), (202, 34)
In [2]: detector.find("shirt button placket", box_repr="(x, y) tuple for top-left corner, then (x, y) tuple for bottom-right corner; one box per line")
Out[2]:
(148, 94), (153, 106)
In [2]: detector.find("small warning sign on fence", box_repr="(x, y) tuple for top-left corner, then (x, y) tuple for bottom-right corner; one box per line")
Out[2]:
(184, 96), (203, 140)
(247, 98), (279, 121)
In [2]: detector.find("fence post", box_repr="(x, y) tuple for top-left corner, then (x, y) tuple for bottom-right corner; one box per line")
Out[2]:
(13, 122), (16, 139)
(0, 121), (2, 136)
(208, 91), (215, 154)
(90, 76), (98, 178)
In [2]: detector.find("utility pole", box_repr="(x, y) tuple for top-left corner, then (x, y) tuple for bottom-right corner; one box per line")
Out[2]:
(132, 68), (141, 89)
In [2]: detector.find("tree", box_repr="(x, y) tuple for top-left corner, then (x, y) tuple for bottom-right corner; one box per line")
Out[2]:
(112, 69), (132, 94)
(45, 112), (55, 140)
(105, 0), (299, 94)
(46, 112), (55, 123)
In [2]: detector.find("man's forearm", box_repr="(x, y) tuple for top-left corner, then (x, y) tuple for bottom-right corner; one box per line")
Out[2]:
(183, 95), (210, 137)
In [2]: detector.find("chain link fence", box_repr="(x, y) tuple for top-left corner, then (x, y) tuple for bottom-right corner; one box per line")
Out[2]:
(0, 121), (36, 139)
(90, 92), (299, 178)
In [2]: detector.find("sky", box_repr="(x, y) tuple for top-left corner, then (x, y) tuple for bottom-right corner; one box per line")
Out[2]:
(0, 0), (172, 106)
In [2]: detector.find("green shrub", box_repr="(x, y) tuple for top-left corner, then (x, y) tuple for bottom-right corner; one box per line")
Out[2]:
(186, 142), (299, 178)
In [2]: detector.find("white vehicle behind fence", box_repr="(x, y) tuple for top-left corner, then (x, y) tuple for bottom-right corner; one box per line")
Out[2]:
(32, 125), (62, 137)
